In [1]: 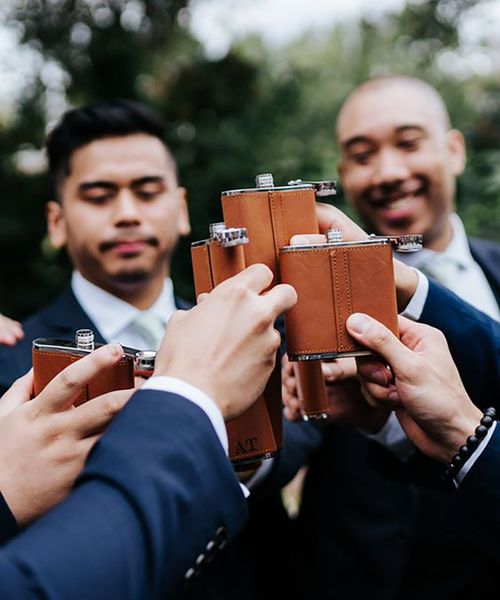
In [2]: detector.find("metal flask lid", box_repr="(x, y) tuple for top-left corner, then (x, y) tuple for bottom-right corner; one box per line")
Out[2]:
(287, 178), (337, 197)
(255, 173), (274, 188)
(326, 228), (343, 243)
(210, 222), (249, 248)
(368, 233), (423, 252)
(75, 328), (94, 351)
(135, 350), (156, 373)
(323, 230), (423, 251)
(254, 172), (337, 196)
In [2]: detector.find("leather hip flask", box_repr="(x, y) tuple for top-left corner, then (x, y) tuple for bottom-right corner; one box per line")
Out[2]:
(221, 174), (337, 420)
(279, 232), (421, 360)
(221, 175), (330, 284)
(191, 223), (283, 468)
(32, 330), (135, 405)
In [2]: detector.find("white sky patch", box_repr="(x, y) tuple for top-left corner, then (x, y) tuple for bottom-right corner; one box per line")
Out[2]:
(189, 0), (406, 58)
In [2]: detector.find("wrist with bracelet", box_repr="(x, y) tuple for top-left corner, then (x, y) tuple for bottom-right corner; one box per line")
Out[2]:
(442, 407), (496, 484)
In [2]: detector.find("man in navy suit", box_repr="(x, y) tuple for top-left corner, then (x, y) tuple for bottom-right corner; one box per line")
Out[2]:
(275, 207), (500, 599)
(0, 99), (192, 394)
(0, 263), (297, 598)
(347, 311), (500, 559)
(278, 77), (500, 600)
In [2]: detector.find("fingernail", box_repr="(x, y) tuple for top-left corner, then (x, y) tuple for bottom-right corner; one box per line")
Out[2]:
(110, 343), (123, 357)
(291, 235), (312, 245)
(347, 313), (370, 334)
(388, 390), (400, 403)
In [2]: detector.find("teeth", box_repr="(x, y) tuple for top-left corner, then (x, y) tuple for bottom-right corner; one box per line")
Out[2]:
(385, 196), (413, 209)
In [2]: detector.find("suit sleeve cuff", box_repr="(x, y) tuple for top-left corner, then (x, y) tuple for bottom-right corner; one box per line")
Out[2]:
(140, 377), (250, 499)
(141, 376), (228, 456)
(401, 269), (429, 321)
(455, 421), (497, 486)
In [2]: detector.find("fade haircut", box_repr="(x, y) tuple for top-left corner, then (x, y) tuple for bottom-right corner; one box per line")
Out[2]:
(46, 99), (177, 200)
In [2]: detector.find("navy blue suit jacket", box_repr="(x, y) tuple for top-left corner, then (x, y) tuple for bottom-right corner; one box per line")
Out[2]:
(0, 286), (189, 396)
(470, 237), (500, 307)
(0, 388), (247, 599)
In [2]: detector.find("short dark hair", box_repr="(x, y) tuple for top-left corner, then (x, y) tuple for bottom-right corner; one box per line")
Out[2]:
(46, 99), (177, 199)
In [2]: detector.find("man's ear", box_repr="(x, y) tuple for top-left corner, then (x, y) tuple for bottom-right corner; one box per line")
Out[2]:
(46, 201), (67, 249)
(176, 187), (191, 237)
(447, 129), (466, 176)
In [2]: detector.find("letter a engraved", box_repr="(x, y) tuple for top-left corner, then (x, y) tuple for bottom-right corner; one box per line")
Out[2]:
(235, 437), (259, 454)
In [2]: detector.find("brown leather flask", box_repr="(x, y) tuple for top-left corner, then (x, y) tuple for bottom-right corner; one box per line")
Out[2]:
(222, 174), (337, 420)
(280, 231), (422, 360)
(221, 174), (335, 283)
(191, 223), (282, 468)
(32, 329), (135, 405)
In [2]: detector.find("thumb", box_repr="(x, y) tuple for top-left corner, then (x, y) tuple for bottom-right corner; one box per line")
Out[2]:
(346, 313), (415, 377)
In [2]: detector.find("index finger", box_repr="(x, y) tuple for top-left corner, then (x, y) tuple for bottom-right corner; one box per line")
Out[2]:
(261, 283), (297, 319)
(221, 263), (274, 294)
(32, 344), (124, 414)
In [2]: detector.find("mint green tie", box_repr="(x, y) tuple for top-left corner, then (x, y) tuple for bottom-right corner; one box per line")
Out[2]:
(131, 313), (165, 350)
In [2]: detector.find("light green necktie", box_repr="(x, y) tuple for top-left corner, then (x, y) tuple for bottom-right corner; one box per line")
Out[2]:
(419, 256), (463, 295)
(131, 312), (165, 350)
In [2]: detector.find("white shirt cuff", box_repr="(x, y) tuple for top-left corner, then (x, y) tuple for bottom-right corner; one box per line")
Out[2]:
(363, 412), (416, 461)
(401, 269), (429, 321)
(455, 421), (497, 486)
(141, 376), (249, 498)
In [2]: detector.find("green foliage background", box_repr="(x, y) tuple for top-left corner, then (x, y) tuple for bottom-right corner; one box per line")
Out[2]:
(0, 0), (499, 316)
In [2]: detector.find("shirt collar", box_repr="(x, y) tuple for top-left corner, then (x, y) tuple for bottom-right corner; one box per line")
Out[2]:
(396, 213), (474, 269)
(71, 271), (177, 341)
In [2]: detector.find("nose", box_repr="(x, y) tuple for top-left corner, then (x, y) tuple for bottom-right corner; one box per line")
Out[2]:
(370, 147), (411, 188)
(113, 190), (142, 227)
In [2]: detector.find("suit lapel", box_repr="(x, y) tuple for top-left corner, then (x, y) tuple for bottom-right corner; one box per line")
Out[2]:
(40, 287), (107, 343)
(469, 238), (500, 308)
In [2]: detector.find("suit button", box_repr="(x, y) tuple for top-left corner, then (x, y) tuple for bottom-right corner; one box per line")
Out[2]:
(205, 540), (216, 563)
(195, 553), (206, 568)
(184, 567), (196, 581)
(215, 525), (227, 549)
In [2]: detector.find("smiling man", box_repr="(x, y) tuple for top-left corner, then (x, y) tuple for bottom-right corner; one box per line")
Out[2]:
(0, 100), (191, 393)
(337, 75), (499, 318)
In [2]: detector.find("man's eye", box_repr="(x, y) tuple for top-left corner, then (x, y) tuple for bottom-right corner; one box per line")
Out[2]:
(398, 138), (420, 151)
(136, 186), (163, 200)
(351, 152), (372, 165)
(82, 193), (112, 204)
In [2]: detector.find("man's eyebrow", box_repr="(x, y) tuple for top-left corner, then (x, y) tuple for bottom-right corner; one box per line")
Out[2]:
(341, 136), (374, 152)
(78, 181), (117, 193)
(131, 175), (166, 187)
(394, 125), (427, 135)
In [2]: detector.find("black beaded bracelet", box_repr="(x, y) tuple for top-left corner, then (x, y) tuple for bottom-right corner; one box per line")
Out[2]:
(442, 407), (496, 483)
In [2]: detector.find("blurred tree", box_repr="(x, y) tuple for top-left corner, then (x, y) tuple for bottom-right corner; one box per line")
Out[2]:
(0, 0), (498, 316)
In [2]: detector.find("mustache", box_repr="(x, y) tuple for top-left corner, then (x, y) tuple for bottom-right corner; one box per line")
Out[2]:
(99, 236), (160, 253)
(367, 177), (428, 204)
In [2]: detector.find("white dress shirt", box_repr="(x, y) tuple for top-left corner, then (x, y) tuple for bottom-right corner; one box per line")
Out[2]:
(71, 271), (177, 348)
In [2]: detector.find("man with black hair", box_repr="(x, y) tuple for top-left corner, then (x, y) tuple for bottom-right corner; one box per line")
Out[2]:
(0, 99), (191, 393)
